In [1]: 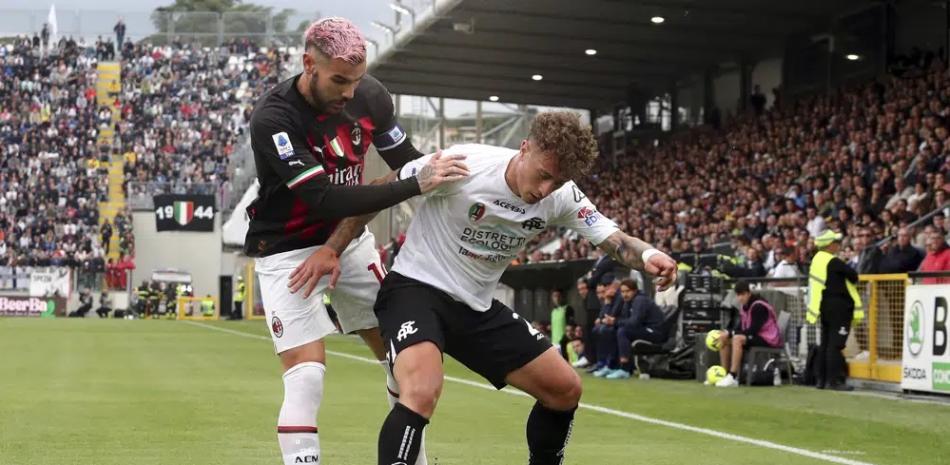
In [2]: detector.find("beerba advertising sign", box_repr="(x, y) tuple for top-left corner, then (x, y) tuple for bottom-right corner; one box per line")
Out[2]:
(154, 194), (215, 232)
(0, 295), (67, 317)
(902, 285), (950, 394)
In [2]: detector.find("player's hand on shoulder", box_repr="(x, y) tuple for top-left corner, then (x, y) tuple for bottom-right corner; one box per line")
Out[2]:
(644, 250), (677, 292)
(288, 246), (342, 298)
(416, 149), (470, 194)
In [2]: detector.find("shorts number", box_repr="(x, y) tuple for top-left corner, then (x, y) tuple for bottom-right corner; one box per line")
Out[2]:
(368, 262), (387, 283)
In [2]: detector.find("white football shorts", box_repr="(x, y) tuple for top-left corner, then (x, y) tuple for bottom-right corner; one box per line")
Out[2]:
(254, 229), (387, 354)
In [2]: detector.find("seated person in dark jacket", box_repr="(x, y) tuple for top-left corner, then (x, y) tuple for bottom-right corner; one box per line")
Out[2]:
(588, 275), (622, 376)
(879, 226), (925, 273)
(715, 281), (783, 387)
(605, 279), (666, 379)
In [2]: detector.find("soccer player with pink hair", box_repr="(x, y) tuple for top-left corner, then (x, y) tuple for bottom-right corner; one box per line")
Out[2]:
(246, 16), (460, 465)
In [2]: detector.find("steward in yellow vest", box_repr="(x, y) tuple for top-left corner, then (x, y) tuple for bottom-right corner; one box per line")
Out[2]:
(201, 295), (215, 317)
(807, 230), (862, 391)
(231, 277), (245, 320)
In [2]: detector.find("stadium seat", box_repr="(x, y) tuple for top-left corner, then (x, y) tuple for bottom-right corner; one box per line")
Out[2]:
(742, 311), (794, 385)
(630, 306), (681, 374)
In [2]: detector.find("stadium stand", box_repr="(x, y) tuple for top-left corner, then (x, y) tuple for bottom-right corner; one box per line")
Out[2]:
(529, 56), (950, 277)
(119, 40), (282, 208)
(0, 36), (109, 279)
(0, 34), (283, 292)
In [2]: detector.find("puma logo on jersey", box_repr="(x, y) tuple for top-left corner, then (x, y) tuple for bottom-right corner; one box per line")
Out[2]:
(397, 321), (418, 341)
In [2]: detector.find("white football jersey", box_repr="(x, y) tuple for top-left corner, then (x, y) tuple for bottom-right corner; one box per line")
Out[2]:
(392, 144), (619, 311)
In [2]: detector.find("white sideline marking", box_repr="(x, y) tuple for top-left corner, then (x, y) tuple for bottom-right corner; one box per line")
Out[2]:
(184, 321), (877, 465)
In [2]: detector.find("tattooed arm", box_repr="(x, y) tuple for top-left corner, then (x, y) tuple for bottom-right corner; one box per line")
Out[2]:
(326, 171), (397, 254)
(596, 231), (678, 291)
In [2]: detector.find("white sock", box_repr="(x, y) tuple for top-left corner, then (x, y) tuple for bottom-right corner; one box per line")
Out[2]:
(379, 360), (428, 465)
(379, 360), (400, 408)
(278, 362), (325, 465)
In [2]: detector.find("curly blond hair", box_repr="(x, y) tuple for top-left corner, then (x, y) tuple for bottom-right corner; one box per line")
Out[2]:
(528, 111), (599, 177)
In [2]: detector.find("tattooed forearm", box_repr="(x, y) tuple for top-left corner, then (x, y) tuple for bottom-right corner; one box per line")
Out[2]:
(324, 171), (397, 255)
(596, 231), (654, 271)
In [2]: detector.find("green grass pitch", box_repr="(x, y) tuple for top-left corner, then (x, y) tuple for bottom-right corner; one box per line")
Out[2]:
(1, 318), (947, 465)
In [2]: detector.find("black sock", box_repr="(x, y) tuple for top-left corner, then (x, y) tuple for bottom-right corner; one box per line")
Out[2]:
(527, 402), (577, 465)
(378, 403), (428, 465)
(729, 371), (737, 378)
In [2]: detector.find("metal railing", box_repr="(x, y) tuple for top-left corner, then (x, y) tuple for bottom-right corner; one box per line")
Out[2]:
(0, 9), (320, 47)
(0, 266), (123, 294)
(850, 274), (908, 382)
(739, 272), (919, 383)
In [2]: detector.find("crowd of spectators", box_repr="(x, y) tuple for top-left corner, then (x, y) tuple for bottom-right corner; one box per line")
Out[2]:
(118, 39), (285, 206)
(0, 29), (284, 291)
(0, 34), (111, 277)
(527, 56), (950, 277)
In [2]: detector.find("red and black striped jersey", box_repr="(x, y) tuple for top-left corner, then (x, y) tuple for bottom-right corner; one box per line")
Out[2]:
(245, 73), (414, 257)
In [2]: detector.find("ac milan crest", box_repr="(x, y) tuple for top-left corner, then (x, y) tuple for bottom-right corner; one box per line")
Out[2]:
(351, 123), (362, 147)
(272, 316), (284, 338)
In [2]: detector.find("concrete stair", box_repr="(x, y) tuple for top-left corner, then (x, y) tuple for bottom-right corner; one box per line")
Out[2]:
(95, 61), (127, 262)
(95, 61), (121, 147)
(98, 160), (127, 261)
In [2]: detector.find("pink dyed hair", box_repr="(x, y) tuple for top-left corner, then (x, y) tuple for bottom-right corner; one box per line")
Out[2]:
(303, 17), (367, 65)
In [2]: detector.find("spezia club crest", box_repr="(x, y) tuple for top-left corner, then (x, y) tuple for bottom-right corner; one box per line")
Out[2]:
(468, 202), (486, 222)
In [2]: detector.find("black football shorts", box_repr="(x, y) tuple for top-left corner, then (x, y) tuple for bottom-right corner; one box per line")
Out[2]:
(374, 272), (553, 389)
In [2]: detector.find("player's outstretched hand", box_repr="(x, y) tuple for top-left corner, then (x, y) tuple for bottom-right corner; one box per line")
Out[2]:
(644, 251), (677, 292)
(417, 150), (469, 194)
(288, 246), (341, 298)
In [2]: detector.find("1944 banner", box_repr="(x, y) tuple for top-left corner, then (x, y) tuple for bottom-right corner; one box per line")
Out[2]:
(154, 195), (215, 232)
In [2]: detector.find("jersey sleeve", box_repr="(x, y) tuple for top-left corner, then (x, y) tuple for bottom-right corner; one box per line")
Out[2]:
(395, 148), (471, 197)
(364, 76), (421, 170)
(250, 101), (327, 190)
(251, 100), (422, 219)
(549, 182), (620, 245)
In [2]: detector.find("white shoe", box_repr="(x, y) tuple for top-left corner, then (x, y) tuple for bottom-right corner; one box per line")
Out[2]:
(571, 356), (590, 368)
(715, 374), (739, 388)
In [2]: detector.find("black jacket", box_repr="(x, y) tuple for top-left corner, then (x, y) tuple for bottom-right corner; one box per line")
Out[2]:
(585, 256), (617, 312)
(879, 245), (925, 273)
(857, 246), (882, 274)
(822, 256), (859, 307)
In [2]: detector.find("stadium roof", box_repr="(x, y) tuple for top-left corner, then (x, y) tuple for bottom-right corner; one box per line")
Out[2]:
(369, 0), (869, 110)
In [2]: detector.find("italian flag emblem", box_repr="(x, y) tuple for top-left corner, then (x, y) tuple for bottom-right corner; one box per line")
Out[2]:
(173, 201), (195, 226)
(328, 137), (345, 158)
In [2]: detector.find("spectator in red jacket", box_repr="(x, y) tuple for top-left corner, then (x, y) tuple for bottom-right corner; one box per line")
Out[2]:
(919, 226), (950, 284)
(115, 253), (136, 289)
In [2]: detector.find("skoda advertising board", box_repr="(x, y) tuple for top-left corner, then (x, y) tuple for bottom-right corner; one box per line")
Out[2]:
(902, 285), (950, 395)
